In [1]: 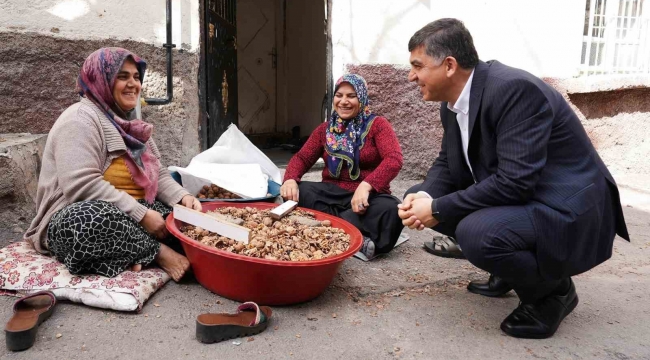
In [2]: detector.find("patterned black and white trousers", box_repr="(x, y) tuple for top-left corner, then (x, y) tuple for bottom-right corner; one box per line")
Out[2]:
(47, 200), (172, 278)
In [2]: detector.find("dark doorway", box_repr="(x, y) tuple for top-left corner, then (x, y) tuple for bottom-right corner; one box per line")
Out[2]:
(200, 0), (331, 151)
(204, 0), (239, 146)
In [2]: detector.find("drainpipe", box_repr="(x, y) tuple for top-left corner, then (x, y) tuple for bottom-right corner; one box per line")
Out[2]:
(144, 0), (175, 105)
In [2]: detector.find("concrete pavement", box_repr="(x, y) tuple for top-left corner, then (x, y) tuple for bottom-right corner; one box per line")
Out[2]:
(0, 177), (648, 360)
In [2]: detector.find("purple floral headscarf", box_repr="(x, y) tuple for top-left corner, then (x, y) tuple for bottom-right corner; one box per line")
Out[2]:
(325, 74), (376, 180)
(77, 47), (159, 203)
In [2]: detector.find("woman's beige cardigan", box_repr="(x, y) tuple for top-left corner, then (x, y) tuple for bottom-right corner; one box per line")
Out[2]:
(24, 98), (190, 254)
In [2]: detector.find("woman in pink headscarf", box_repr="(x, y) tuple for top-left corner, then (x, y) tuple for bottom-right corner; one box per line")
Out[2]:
(24, 48), (199, 281)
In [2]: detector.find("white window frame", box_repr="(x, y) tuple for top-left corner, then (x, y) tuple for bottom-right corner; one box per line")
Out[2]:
(581, 0), (650, 76)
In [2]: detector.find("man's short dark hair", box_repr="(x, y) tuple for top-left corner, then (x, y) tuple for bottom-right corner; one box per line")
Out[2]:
(408, 18), (479, 69)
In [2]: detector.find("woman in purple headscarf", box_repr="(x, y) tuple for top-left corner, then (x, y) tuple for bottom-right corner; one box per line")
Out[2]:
(24, 48), (200, 281)
(281, 74), (404, 260)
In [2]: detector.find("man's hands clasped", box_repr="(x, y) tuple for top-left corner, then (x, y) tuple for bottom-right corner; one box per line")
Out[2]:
(397, 193), (439, 230)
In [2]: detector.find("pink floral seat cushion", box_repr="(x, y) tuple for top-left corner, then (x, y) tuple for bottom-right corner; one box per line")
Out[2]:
(0, 242), (170, 312)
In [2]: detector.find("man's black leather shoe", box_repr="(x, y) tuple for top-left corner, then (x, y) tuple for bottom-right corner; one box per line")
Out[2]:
(500, 279), (578, 339)
(467, 275), (513, 297)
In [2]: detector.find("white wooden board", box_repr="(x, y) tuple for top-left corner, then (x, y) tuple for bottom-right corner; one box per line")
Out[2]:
(270, 200), (298, 220)
(173, 205), (251, 244)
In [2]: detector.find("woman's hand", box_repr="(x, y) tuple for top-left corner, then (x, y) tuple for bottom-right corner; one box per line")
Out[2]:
(351, 181), (373, 214)
(140, 209), (168, 239)
(180, 194), (202, 212)
(281, 180), (299, 202)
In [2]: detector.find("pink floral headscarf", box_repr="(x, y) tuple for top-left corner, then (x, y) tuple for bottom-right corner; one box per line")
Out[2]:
(77, 47), (159, 203)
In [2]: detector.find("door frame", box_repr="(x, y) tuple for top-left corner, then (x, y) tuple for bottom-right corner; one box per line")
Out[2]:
(199, 0), (208, 151)
(199, 0), (333, 150)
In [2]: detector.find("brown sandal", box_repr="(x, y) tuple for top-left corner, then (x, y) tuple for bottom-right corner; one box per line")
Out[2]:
(196, 302), (272, 344)
(5, 291), (56, 351)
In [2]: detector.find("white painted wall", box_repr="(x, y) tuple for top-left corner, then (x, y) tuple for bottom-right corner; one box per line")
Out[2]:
(0, 0), (200, 51)
(332, 0), (586, 80)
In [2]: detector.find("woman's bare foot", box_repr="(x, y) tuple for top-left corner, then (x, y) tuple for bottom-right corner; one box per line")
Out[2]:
(155, 244), (190, 282)
(130, 264), (142, 272)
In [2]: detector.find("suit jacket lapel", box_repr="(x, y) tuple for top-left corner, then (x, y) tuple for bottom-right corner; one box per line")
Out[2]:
(443, 107), (475, 189)
(467, 61), (489, 143)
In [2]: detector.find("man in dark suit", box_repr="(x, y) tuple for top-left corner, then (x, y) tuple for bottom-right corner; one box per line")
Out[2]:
(398, 18), (629, 339)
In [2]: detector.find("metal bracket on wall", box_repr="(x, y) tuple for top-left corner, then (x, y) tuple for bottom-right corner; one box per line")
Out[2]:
(144, 0), (175, 105)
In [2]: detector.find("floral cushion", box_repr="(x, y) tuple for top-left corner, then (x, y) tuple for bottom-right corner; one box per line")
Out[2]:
(0, 241), (170, 312)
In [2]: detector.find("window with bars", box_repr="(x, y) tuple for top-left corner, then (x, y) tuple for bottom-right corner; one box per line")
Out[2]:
(581, 0), (650, 76)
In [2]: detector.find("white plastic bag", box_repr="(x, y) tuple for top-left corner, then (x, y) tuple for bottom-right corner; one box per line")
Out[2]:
(169, 163), (268, 199)
(190, 124), (282, 184)
(169, 124), (280, 199)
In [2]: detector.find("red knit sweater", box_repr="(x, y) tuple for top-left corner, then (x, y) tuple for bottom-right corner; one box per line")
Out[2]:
(283, 116), (403, 194)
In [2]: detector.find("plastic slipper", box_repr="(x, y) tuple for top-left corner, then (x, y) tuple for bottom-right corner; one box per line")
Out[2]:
(5, 291), (56, 351)
(196, 302), (272, 344)
(423, 236), (466, 259)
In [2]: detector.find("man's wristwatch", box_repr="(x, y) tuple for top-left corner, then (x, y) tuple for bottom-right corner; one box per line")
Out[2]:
(431, 198), (442, 222)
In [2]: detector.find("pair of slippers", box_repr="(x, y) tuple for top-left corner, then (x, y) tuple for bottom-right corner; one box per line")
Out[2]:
(4, 292), (272, 350)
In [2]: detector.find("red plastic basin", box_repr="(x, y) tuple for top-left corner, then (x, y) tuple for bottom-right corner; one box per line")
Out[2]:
(166, 202), (362, 305)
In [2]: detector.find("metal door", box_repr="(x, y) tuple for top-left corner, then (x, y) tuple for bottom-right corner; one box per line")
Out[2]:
(205, 0), (238, 146)
(237, 0), (277, 134)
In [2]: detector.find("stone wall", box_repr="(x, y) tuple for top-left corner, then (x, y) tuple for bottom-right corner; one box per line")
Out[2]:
(0, 32), (201, 168)
(568, 88), (650, 175)
(568, 88), (650, 120)
(0, 134), (47, 240)
(346, 64), (442, 180)
(545, 78), (650, 175)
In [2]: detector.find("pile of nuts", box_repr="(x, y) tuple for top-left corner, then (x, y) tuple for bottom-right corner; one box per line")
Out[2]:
(197, 184), (241, 200)
(180, 207), (351, 262)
